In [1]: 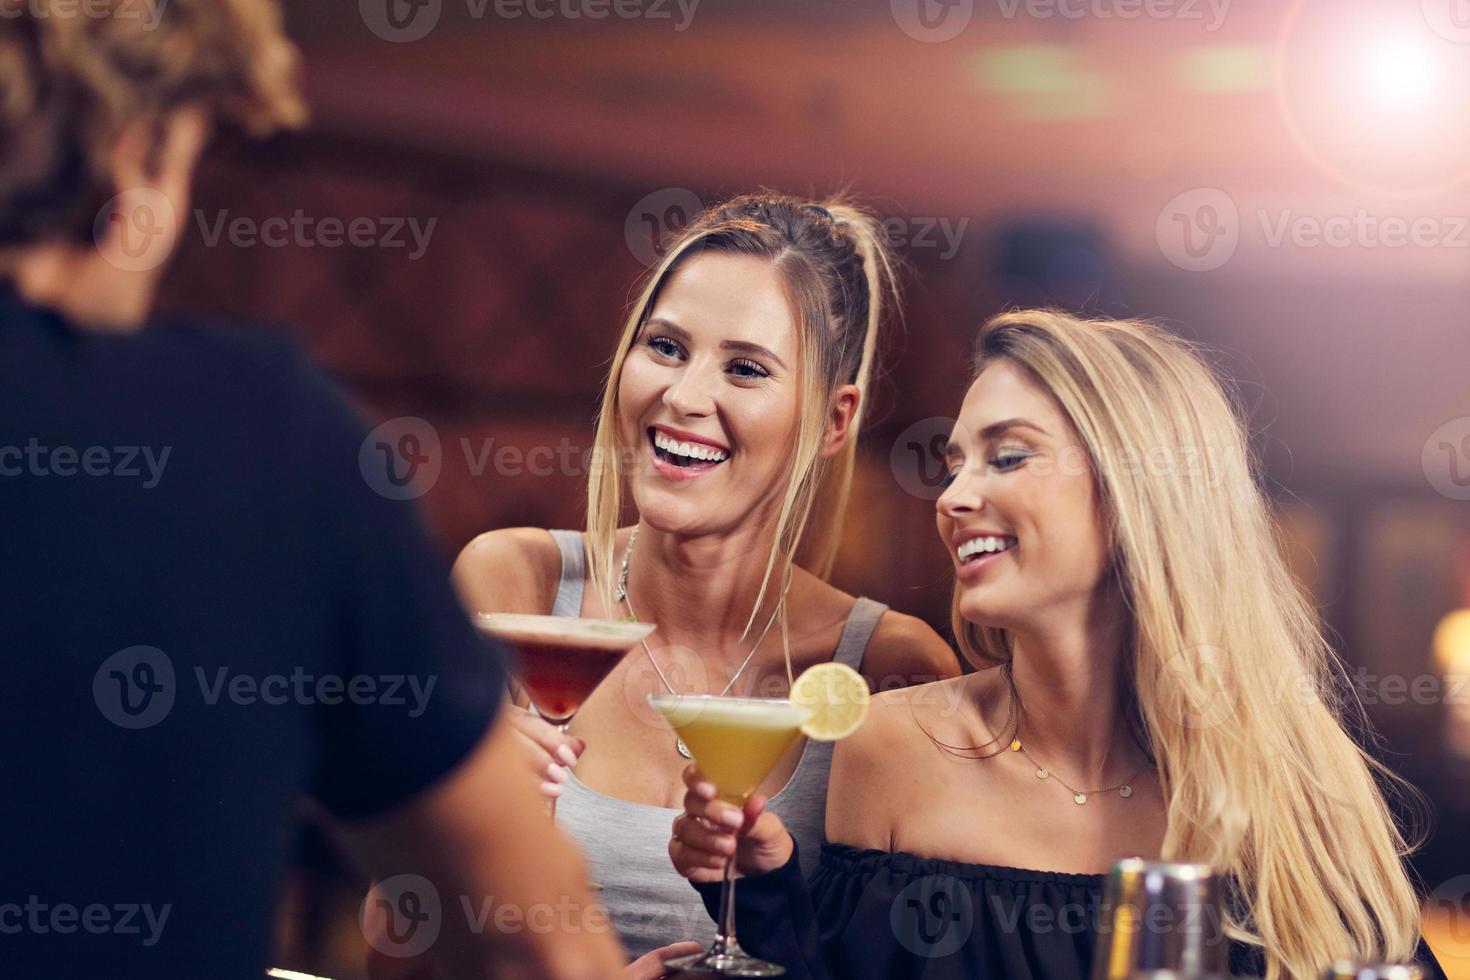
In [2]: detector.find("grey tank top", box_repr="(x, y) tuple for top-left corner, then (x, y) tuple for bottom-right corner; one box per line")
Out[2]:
(544, 529), (887, 959)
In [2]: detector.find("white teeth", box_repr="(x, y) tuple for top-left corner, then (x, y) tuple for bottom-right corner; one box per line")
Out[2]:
(653, 430), (729, 463)
(957, 536), (1016, 561)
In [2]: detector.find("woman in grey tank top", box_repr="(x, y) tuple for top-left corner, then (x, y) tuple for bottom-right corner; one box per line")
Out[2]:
(453, 193), (959, 969)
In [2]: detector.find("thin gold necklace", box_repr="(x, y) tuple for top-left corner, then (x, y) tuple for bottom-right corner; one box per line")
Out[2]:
(1008, 731), (1149, 805)
(1003, 666), (1151, 805)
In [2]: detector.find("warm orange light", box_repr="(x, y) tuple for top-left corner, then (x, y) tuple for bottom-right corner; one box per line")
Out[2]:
(1432, 609), (1470, 675)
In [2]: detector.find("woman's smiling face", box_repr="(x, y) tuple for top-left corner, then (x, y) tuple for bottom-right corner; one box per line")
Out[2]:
(935, 359), (1112, 631)
(619, 251), (805, 536)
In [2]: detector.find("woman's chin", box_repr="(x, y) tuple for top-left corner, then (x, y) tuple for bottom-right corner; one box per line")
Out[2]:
(627, 492), (718, 536)
(957, 595), (1019, 633)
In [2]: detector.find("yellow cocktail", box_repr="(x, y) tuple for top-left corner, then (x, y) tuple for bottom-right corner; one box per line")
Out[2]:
(648, 695), (809, 805)
(647, 694), (812, 977)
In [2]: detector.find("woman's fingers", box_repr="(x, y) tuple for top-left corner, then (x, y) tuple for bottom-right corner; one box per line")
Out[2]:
(506, 707), (577, 799)
(673, 811), (737, 856)
(622, 941), (704, 979)
(681, 787), (744, 829)
(740, 793), (769, 833)
(507, 706), (583, 767)
(667, 810), (734, 880)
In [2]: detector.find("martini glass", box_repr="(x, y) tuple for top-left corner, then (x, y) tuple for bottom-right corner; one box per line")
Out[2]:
(476, 613), (655, 820)
(648, 693), (811, 977)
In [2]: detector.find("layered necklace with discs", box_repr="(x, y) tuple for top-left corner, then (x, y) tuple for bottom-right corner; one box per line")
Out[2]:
(616, 525), (785, 760)
(954, 664), (1151, 806)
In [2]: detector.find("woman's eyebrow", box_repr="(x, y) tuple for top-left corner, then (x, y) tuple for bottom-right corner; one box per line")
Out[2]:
(721, 339), (785, 369)
(643, 316), (690, 341)
(977, 417), (1048, 440)
(644, 317), (787, 370)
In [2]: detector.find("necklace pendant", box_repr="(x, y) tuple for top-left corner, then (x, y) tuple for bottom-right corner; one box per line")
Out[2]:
(1035, 767), (1048, 779)
(1009, 738), (1022, 752)
(677, 737), (692, 760)
(1073, 793), (1087, 805)
(1119, 785), (1132, 798)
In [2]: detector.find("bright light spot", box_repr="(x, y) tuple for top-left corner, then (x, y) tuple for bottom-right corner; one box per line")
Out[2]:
(1432, 608), (1470, 675)
(1362, 36), (1440, 108)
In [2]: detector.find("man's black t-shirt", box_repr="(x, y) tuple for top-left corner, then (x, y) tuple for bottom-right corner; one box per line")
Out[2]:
(0, 287), (506, 977)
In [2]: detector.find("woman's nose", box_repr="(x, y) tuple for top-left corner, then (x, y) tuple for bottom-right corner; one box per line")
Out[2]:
(937, 470), (981, 518)
(662, 362), (717, 418)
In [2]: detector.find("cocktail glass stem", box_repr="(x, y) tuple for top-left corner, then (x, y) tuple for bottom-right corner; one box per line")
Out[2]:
(548, 720), (571, 823)
(710, 851), (740, 956)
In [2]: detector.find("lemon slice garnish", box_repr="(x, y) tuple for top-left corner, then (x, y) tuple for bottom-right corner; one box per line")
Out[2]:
(790, 662), (870, 741)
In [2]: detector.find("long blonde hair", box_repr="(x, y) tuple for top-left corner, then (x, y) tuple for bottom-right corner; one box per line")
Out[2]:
(952, 310), (1422, 979)
(585, 192), (897, 639)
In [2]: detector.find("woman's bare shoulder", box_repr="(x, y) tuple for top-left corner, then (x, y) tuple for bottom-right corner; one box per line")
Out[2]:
(824, 676), (977, 848)
(451, 526), (564, 616)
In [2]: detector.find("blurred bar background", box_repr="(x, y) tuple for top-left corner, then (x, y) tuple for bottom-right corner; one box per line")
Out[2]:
(153, 0), (1470, 973)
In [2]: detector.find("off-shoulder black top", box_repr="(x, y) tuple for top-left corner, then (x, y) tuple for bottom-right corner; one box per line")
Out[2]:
(693, 842), (1447, 979)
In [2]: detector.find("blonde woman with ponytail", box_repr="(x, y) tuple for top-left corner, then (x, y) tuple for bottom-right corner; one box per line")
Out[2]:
(669, 309), (1444, 979)
(454, 193), (959, 970)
